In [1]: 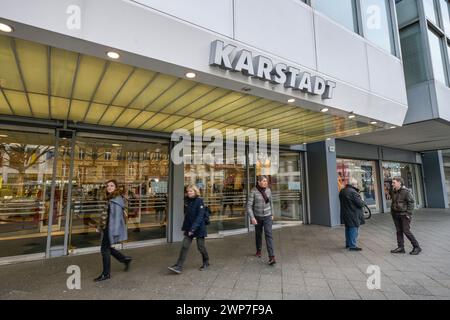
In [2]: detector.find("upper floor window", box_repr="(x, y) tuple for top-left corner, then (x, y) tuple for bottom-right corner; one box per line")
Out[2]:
(361, 0), (396, 54)
(439, 0), (450, 34)
(311, 0), (358, 33)
(424, 0), (439, 25)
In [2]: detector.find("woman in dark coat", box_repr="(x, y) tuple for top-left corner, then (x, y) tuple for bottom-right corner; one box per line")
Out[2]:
(94, 179), (132, 282)
(168, 184), (209, 274)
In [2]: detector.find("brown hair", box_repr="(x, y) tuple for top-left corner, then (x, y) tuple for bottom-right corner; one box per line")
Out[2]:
(105, 179), (122, 199)
(392, 176), (404, 186)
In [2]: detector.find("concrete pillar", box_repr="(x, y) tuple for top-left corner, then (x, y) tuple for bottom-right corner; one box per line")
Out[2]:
(167, 143), (185, 243)
(422, 151), (449, 209)
(306, 139), (340, 227)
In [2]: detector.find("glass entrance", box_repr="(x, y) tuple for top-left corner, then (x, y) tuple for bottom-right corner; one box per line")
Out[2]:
(253, 151), (304, 223)
(67, 135), (169, 250)
(0, 129), (55, 258)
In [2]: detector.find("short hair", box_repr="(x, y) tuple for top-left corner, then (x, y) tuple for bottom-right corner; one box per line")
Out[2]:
(186, 184), (201, 196)
(257, 175), (269, 183)
(392, 176), (404, 185)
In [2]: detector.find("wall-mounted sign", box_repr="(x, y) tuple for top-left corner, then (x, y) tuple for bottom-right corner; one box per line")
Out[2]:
(209, 40), (336, 100)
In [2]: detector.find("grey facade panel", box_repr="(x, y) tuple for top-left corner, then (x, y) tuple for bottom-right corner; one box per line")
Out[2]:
(336, 140), (421, 164)
(335, 140), (380, 160)
(403, 82), (435, 124)
(381, 146), (420, 163)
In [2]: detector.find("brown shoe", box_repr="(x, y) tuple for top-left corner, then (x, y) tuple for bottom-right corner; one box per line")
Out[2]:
(268, 256), (276, 265)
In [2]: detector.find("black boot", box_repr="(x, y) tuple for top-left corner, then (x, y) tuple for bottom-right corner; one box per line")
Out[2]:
(390, 247), (405, 254)
(124, 257), (132, 271)
(94, 274), (110, 282)
(410, 247), (422, 255)
(199, 260), (210, 271)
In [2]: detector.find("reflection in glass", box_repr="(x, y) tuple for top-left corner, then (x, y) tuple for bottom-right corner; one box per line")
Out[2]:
(259, 153), (304, 222)
(400, 23), (428, 86)
(312, 0), (358, 32)
(428, 28), (447, 84)
(337, 158), (381, 213)
(424, 0), (438, 25)
(439, 0), (450, 33)
(184, 153), (247, 233)
(0, 130), (55, 257)
(69, 137), (169, 250)
(382, 162), (424, 210)
(361, 0), (395, 53)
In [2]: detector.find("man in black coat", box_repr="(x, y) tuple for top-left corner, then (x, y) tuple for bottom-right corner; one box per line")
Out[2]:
(339, 178), (365, 251)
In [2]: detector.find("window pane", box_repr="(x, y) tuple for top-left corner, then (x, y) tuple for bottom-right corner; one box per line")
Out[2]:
(312, 0), (358, 32)
(395, 0), (419, 26)
(383, 162), (424, 210)
(424, 0), (438, 24)
(361, 0), (395, 53)
(439, 0), (450, 34)
(400, 23), (427, 86)
(0, 130), (55, 258)
(337, 159), (381, 213)
(428, 28), (447, 83)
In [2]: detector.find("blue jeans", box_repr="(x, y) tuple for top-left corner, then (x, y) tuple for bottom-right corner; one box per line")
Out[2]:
(345, 227), (359, 249)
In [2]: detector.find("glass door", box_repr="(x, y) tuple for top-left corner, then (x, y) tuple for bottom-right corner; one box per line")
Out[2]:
(68, 135), (169, 251)
(0, 129), (55, 258)
(254, 151), (304, 223)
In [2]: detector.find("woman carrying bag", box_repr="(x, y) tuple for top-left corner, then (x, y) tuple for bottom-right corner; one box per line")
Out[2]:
(94, 179), (132, 282)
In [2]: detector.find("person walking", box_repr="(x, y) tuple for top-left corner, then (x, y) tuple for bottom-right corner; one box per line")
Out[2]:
(389, 176), (422, 255)
(339, 178), (365, 251)
(168, 185), (209, 274)
(247, 175), (276, 265)
(94, 179), (132, 282)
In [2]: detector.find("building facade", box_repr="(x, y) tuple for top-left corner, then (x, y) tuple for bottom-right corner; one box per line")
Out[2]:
(0, 0), (435, 263)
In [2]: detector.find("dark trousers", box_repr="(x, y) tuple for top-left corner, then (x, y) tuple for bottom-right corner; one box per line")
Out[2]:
(101, 228), (126, 275)
(176, 236), (209, 267)
(392, 213), (420, 248)
(255, 216), (275, 257)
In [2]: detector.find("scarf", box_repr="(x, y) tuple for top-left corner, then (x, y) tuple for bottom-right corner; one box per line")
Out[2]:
(256, 184), (270, 204)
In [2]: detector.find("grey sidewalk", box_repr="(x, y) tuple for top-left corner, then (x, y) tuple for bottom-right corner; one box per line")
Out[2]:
(1, 209), (450, 300)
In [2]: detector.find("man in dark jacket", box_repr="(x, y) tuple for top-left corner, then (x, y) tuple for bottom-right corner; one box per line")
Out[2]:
(389, 176), (421, 255)
(339, 178), (365, 251)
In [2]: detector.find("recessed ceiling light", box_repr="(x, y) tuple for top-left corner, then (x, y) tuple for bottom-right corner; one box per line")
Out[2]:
(288, 98), (296, 103)
(0, 134), (8, 138)
(112, 143), (121, 147)
(0, 23), (13, 33)
(106, 51), (120, 59)
(348, 114), (356, 119)
(390, 126), (396, 129)
(326, 137), (331, 141)
(185, 72), (196, 79)
(355, 133), (360, 136)
(321, 108), (329, 113)
(370, 121), (378, 125)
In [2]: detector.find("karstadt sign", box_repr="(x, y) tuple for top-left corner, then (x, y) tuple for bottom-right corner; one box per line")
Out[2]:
(209, 40), (336, 99)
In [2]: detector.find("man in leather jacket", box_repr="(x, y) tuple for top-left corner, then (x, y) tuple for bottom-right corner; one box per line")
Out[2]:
(389, 176), (422, 255)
